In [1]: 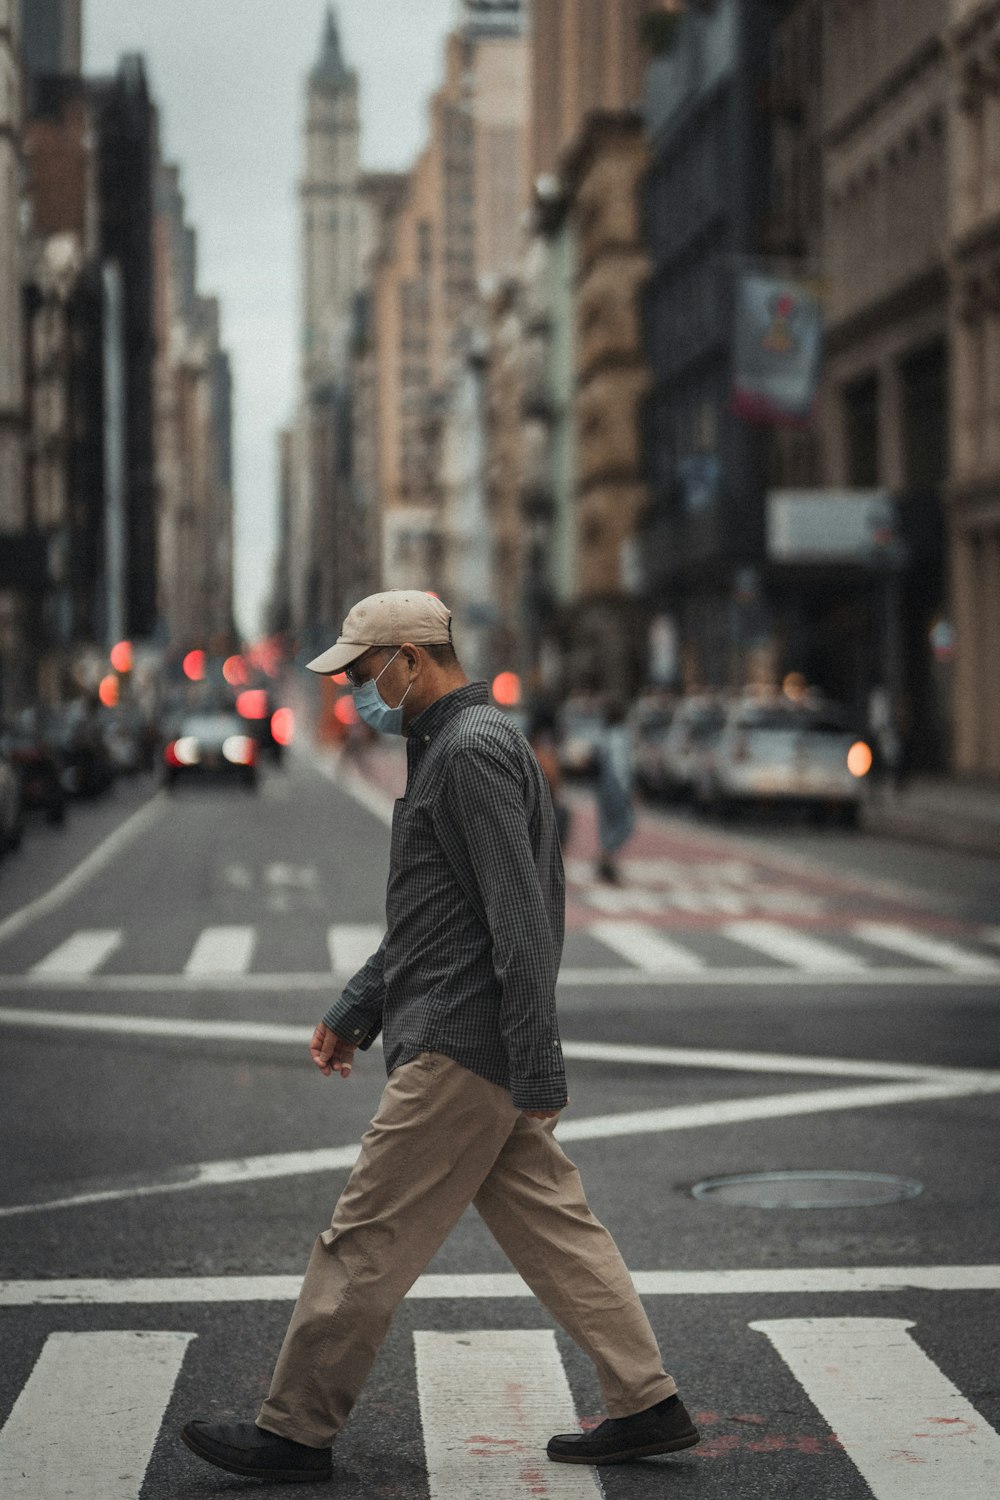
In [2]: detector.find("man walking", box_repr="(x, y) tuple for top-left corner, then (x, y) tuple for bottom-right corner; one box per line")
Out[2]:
(181, 590), (698, 1482)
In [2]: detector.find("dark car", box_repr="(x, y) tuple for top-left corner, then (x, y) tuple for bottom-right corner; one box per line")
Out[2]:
(1, 710), (67, 825)
(234, 686), (292, 765)
(163, 711), (258, 791)
(51, 700), (115, 798)
(0, 746), (25, 853)
(99, 705), (155, 776)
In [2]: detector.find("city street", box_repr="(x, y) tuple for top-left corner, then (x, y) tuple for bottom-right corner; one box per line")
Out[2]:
(0, 746), (998, 1499)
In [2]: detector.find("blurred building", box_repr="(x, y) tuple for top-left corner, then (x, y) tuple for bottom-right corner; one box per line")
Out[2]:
(154, 162), (235, 651)
(476, 0), (650, 697)
(0, 0), (28, 712)
(820, 0), (951, 768)
(281, 6), (370, 650)
(641, 0), (783, 690)
(560, 111), (650, 692)
(367, 6), (529, 594)
(529, 0), (648, 185)
(87, 57), (159, 641)
(947, 0), (1000, 778)
(17, 0), (81, 113)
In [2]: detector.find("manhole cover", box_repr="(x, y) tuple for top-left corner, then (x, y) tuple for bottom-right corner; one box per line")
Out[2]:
(690, 1171), (923, 1209)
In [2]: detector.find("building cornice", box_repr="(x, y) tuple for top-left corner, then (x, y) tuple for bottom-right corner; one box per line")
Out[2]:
(949, 0), (1000, 52)
(946, 470), (1000, 518)
(823, 35), (945, 150)
(950, 206), (1000, 265)
(825, 265), (948, 354)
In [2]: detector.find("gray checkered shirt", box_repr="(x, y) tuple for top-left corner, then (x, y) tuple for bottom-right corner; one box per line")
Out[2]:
(323, 682), (567, 1110)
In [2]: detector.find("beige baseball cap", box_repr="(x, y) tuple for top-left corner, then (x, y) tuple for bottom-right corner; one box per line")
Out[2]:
(305, 590), (452, 675)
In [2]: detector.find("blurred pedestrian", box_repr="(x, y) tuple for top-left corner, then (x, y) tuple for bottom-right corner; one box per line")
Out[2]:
(180, 591), (698, 1482)
(594, 697), (635, 883)
(528, 707), (571, 848)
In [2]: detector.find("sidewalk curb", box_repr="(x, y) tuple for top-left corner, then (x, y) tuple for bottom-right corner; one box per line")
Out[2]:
(860, 803), (1000, 859)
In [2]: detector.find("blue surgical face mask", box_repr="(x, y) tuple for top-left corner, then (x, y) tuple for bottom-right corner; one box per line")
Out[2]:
(352, 649), (412, 735)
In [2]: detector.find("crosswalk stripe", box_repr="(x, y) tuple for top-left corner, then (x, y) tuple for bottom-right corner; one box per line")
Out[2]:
(415, 1330), (601, 1499)
(720, 921), (869, 972)
(588, 919), (706, 971)
(0, 1330), (194, 1499)
(981, 926), (1000, 948)
(183, 925), (256, 976)
(327, 923), (384, 973)
(28, 930), (122, 978)
(853, 923), (1000, 975)
(751, 1318), (1000, 1498)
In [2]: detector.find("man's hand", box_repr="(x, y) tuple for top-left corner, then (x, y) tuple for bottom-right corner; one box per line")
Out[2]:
(310, 1022), (357, 1078)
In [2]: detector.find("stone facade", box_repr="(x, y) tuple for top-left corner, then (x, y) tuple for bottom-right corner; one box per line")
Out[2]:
(528, 0), (647, 185)
(821, 0), (952, 769)
(0, 0), (23, 533)
(947, 0), (1000, 775)
(154, 162), (235, 651)
(366, 19), (529, 593)
(0, 0), (27, 711)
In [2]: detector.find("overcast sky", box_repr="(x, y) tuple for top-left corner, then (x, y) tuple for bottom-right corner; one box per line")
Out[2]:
(84, 0), (457, 638)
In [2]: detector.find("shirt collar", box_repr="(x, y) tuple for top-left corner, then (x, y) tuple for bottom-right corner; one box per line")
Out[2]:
(408, 681), (488, 746)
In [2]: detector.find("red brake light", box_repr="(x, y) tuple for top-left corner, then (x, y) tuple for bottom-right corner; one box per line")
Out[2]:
(271, 706), (295, 746)
(236, 689), (268, 720)
(164, 741), (183, 768)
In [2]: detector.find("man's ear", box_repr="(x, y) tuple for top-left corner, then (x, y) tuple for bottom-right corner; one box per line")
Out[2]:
(399, 642), (420, 674)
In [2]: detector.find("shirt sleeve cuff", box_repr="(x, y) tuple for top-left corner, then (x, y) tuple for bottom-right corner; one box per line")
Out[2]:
(322, 998), (382, 1050)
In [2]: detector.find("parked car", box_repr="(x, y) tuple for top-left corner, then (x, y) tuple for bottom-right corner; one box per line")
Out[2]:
(628, 694), (676, 799)
(658, 694), (727, 800)
(693, 696), (873, 824)
(0, 748), (24, 854)
(52, 701), (115, 798)
(0, 710), (67, 825)
(163, 711), (259, 791)
(99, 706), (149, 776)
(557, 697), (605, 777)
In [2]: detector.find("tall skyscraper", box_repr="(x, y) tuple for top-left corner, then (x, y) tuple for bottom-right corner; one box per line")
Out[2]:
(281, 8), (371, 644)
(300, 5), (365, 387)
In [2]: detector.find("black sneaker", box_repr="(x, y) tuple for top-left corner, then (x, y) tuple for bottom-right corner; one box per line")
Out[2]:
(547, 1395), (700, 1465)
(180, 1419), (333, 1482)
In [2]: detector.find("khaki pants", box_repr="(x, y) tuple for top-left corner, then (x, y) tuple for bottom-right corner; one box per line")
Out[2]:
(257, 1052), (676, 1447)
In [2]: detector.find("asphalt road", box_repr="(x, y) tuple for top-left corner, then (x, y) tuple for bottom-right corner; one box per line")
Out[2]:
(0, 746), (998, 1500)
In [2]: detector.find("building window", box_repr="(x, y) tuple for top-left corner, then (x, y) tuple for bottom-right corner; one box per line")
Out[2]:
(844, 374), (879, 486)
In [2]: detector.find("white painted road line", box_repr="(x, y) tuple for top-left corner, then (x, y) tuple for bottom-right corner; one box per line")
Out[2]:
(2, 965), (998, 991)
(327, 922), (384, 974)
(3, 1070), (999, 1219)
(0, 1142), (361, 1219)
(721, 920), (869, 972)
(312, 748), (397, 826)
(0, 1330), (194, 1500)
(751, 1317), (1000, 1499)
(6, 1008), (985, 1082)
(28, 930), (122, 978)
(0, 793), (166, 946)
(558, 1041), (957, 1082)
(415, 1330), (602, 1500)
(4, 1265), (1000, 1306)
(588, 919), (707, 971)
(183, 925), (256, 976)
(853, 923), (1000, 976)
(0, 1006), (313, 1045)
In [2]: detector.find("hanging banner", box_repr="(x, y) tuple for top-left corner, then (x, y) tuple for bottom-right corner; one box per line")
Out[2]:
(731, 272), (823, 425)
